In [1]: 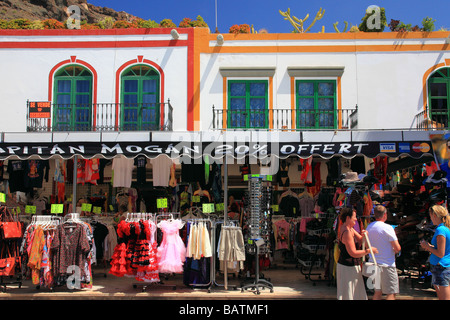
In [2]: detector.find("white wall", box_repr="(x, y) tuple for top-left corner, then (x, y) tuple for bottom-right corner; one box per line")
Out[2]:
(199, 38), (450, 131)
(0, 34), (189, 132)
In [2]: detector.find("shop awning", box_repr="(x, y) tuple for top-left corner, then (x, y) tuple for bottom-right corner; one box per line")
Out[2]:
(0, 130), (437, 160)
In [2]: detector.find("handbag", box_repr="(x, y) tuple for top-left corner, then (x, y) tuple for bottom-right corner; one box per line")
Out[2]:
(1, 221), (22, 239)
(0, 207), (22, 239)
(361, 232), (378, 278)
(0, 245), (19, 277)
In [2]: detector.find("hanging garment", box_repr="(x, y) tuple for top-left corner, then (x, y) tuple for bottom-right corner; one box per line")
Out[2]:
(373, 156), (388, 185)
(134, 155), (147, 185)
(273, 219), (290, 250)
(151, 155), (173, 187)
(54, 159), (66, 203)
(277, 160), (290, 187)
(7, 160), (26, 192)
(184, 221), (212, 286)
(50, 222), (91, 286)
(27, 226), (45, 285)
(112, 157), (134, 188)
(300, 157), (313, 184)
(217, 226), (245, 271)
(24, 160), (50, 189)
(157, 219), (186, 273)
(186, 221), (212, 260)
(133, 220), (160, 283)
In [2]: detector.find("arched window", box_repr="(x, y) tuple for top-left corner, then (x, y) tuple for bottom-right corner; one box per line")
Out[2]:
(120, 64), (160, 131)
(53, 65), (93, 131)
(428, 67), (450, 126)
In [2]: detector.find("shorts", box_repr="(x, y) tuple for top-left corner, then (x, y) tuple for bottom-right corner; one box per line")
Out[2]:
(372, 265), (399, 295)
(431, 264), (450, 287)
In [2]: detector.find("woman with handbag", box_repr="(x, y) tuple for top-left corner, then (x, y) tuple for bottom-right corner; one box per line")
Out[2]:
(420, 205), (450, 300)
(337, 207), (378, 300)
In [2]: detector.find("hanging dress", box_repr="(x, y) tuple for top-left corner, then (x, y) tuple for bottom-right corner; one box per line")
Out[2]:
(134, 220), (160, 283)
(157, 219), (186, 273)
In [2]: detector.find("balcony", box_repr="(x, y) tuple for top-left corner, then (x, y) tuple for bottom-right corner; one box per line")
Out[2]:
(212, 106), (358, 131)
(27, 101), (173, 132)
(415, 106), (448, 130)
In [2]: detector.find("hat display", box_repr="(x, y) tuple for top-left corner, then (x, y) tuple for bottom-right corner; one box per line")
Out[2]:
(341, 171), (360, 183)
(362, 175), (379, 185)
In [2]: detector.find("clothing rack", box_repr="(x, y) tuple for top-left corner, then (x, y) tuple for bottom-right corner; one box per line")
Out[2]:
(132, 212), (179, 292)
(80, 215), (111, 278)
(185, 218), (214, 292)
(221, 222), (242, 291)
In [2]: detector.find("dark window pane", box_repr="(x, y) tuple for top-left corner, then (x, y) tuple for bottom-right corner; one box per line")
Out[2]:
(249, 82), (266, 96)
(230, 83), (246, 96)
(58, 80), (71, 93)
(430, 82), (447, 97)
(124, 80), (138, 93)
(76, 80), (90, 93)
(298, 82), (314, 96)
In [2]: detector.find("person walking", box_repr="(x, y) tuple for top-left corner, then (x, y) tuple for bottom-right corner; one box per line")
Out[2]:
(337, 207), (378, 300)
(420, 204), (450, 300)
(366, 205), (401, 300)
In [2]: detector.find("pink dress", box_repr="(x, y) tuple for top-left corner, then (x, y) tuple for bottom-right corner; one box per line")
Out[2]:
(157, 219), (186, 273)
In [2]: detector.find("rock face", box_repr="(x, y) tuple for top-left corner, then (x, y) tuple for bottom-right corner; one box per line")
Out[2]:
(0, 0), (139, 22)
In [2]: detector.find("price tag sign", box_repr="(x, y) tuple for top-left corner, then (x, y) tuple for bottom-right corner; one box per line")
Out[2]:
(81, 203), (92, 212)
(215, 203), (224, 212)
(202, 203), (215, 213)
(192, 195), (201, 203)
(0, 193), (5, 203)
(51, 204), (64, 214)
(271, 205), (279, 212)
(93, 206), (102, 214)
(157, 198), (168, 209)
(109, 205), (114, 212)
(25, 205), (36, 214)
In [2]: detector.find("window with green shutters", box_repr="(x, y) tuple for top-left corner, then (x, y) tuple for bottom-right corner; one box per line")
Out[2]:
(120, 64), (160, 131)
(53, 65), (93, 131)
(227, 80), (268, 129)
(428, 67), (450, 126)
(296, 80), (337, 129)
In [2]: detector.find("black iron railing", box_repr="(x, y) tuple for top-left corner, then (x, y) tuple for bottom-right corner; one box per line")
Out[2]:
(414, 106), (448, 130)
(27, 100), (173, 132)
(212, 106), (358, 130)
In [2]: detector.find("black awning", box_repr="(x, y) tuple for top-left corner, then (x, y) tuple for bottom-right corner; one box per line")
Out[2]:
(0, 139), (434, 161)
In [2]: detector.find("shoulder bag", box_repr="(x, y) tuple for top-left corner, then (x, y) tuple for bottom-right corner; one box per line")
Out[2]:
(362, 232), (378, 278)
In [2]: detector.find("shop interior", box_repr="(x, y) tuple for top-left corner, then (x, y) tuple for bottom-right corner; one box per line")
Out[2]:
(0, 151), (444, 293)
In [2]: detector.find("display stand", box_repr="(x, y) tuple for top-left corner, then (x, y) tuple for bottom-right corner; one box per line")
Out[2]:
(206, 220), (238, 293)
(240, 175), (273, 294)
(241, 238), (273, 294)
(0, 206), (23, 292)
(298, 213), (331, 286)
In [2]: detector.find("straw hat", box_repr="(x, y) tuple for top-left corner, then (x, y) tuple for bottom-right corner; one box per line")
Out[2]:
(342, 171), (360, 183)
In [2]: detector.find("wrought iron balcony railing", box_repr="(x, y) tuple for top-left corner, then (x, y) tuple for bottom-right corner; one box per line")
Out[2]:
(27, 100), (173, 132)
(212, 106), (358, 131)
(415, 106), (448, 130)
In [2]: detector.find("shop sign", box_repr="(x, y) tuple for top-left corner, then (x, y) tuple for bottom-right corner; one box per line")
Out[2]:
(28, 101), (51, 118)
(51, 204), (64, 214)
(0, 140), (434, 160)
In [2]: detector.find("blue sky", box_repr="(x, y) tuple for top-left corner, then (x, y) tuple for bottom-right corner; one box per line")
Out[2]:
(87, 0), (450, 33)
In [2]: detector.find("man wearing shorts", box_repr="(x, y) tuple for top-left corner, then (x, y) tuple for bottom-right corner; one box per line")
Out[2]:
(366, 205), (402, 300)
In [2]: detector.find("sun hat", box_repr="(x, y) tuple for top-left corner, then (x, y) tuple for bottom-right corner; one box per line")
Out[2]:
(341, 171), (360, 183)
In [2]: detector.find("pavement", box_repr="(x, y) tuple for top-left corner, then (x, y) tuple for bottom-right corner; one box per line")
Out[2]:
(0, 263), (438, 301)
